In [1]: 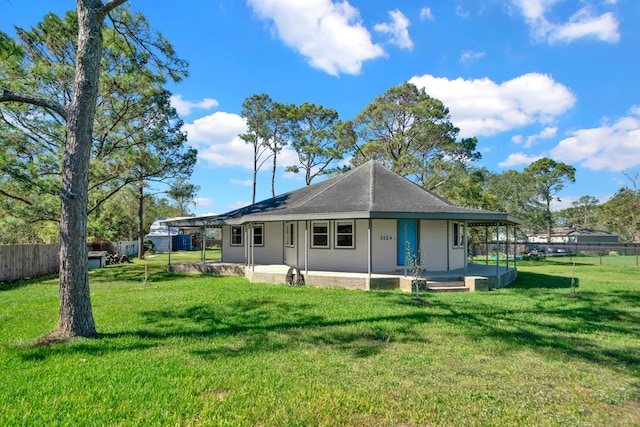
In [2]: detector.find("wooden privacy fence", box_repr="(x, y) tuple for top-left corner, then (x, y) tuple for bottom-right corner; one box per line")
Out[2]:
(0, 244), (59, 283)
(0, 241), (139, 283)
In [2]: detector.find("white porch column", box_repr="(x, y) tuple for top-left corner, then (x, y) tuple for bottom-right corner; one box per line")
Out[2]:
(463, 221), (468, 276)
(506, 223), (510, 271)
(367, 219), (372, 277)
(304, 221), (309, 276)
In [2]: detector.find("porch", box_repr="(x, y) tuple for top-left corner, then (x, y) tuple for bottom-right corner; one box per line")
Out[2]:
(167, 261), (517, 293)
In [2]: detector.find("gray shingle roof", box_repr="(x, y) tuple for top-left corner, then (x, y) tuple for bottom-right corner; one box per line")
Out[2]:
(163, 160), (521, 227)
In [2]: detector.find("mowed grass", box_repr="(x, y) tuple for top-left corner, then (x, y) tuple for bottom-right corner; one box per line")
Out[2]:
(1, 254), (638, 426)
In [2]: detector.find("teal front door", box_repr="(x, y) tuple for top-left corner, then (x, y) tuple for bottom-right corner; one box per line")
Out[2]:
(397, 220), (417, 266)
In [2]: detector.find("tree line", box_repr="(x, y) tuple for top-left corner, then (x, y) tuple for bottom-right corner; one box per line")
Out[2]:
(239, 84), (638, 243)
(0, 3), (637, 339)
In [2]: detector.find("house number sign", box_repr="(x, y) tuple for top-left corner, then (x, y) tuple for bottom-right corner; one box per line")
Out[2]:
(379, 235), (393, 240)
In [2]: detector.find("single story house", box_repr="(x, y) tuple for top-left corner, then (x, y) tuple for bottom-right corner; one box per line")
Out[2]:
(162, 160), (522, 291)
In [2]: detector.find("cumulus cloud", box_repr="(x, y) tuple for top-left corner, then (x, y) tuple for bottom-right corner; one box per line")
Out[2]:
(511, 0), (620, 44)
(183, 111), (299, 170)
(459, 50), (485, 64)
(513, 126), (558, 148)
(420, 7), (434, 21)
(550, 114), (640, 171)
(409, 73), (576, 137)
(374, 9), (413, 49)
(499, 152), (544, 168)
(170, 94), (219, 116)
(247, 0), (384, 76)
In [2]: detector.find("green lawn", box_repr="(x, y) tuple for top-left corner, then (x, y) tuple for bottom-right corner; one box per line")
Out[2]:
(1, 256), (638, 426)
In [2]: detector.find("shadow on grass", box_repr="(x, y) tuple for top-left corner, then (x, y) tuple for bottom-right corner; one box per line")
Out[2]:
(509, 271), (578, 290)
(0, 274), (58, 292)
(8, 269), (639, 375)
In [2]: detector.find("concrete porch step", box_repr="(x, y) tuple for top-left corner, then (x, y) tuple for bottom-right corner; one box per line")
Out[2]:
(426, 285), (469, 293)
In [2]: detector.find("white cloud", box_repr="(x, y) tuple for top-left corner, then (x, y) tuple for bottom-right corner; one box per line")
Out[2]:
(420, 7), (434, 21)
(459, 50), (485, 64)
(229, 178), (253, 186)
(374, 9), (413, 49)
(516, 126), (558, 148)
(456, 5), (470, 18)
(511, 1), (620, 44)
(550, 114), (640, 172)
(549, 9), (619, 43)
(409, 73), (576, 137)
(247, 0), (384, 76)
(182, 110), (299, 170)
(629, 105), (640, 116)
(182, 111), (252, 168)
(194, 197), (214, 207)
(498, 152), (544, 168)
(170, 94), (219, 116)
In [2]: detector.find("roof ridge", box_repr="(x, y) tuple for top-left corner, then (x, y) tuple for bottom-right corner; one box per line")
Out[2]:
(290, 161), (368, 208)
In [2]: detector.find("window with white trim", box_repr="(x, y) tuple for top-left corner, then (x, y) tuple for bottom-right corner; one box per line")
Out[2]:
(285, 222), (295, 247)
(252, 223), (264, 247)
(335, 220), (354, 248)
(311, 221), (329, 248)
(231, 225), (243, 246)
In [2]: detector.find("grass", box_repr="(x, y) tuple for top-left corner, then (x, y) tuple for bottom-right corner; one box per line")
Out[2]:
(1, 255), (638, 426)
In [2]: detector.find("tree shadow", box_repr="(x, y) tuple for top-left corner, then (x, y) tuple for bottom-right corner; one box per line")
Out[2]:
(0, 274), (58, 292)
(509, 271), (578, 290)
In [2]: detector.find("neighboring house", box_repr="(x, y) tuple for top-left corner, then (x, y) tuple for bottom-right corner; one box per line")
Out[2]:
(162, 161), (521, 290)
(528, 227), (620, 244)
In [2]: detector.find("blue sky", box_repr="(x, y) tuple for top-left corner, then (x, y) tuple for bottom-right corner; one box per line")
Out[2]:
(3, 0), (639, 216)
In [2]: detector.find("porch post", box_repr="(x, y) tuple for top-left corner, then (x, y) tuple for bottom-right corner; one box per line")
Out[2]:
(244, 226), (248, 266)
(304, 221), (308, 276)
(368, 218), (372, 277)
(506, 223), (510, 271)
(463, 221), (468, 276)
(496, 222), (500, 276)
(250, 222), (255, 272)
(513, 225), (518, 270)
(167, 225), (171, 267)
(485, 226), (489, 265)
(403, 220), (408, 276)
(201, 226), (205, 263)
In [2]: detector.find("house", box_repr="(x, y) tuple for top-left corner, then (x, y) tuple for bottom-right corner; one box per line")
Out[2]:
(528, 227), (620, 244)
(162, 160), (521, 291)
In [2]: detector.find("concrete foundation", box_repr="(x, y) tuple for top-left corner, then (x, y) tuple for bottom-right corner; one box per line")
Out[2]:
(167, 261), (517, 293)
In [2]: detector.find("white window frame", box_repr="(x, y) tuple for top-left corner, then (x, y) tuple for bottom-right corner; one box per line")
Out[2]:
(334, 220), (355, 249)
(311, 221), (330, 249)
(285, 222), (296, 248)
(252, 223), (264, 247)
(230, 225), (243, 246)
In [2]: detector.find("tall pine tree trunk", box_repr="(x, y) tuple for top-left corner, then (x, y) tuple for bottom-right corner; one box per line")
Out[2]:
(137, 180), (145, 260)
(57, 0), (126, 338)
